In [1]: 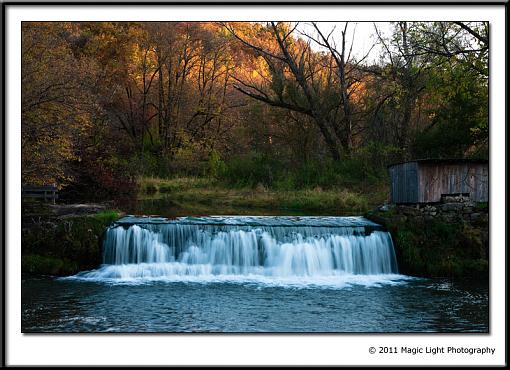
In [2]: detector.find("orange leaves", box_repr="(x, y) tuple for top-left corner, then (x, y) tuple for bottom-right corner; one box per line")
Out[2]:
(348, 80), (368, 104)
(22, 22), (103, 187)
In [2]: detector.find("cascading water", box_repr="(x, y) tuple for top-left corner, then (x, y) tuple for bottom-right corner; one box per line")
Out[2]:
(72, 216), (403, 287)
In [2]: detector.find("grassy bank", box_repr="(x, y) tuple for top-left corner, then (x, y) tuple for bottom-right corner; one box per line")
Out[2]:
(22, 208), (121, 276)
(138, 176), (387, 214)
(366, 208), (489, 278)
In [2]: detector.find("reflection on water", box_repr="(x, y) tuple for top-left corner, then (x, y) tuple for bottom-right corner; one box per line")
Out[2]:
(22, 276), (488, 333)
(117, 195), (357, 218)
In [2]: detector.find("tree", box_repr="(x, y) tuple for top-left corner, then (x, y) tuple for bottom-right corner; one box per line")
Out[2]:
(22, 22), (100, 186)
(224, 22), (351, 160)
(21, 21), (489, 194)
(409, 22), (488, 78)
(411, 48), (488, 158)
(370, 21), (488, 158)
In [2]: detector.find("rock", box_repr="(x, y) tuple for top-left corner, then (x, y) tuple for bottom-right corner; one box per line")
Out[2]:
(463, 207), (474, 213)
(398, 205), (421, 216)
(441, 203), (464, 212)
(50, 203), (107, 217)
(378, 204), (394, 212)
(442, 195), (471, 203)
(365, 214), (387, 226)
(442, 213), (459, 222)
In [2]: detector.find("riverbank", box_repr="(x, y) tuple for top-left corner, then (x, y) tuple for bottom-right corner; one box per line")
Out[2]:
(137, 176), (385, 214)
(365, 201), (489, 278)
(22, 201), (122, 275)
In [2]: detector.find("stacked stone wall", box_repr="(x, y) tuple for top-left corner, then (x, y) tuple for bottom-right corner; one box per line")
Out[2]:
(378, 195), (488, 224)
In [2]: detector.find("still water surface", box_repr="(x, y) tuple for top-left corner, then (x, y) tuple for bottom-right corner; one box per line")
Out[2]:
(22, 276), (488, 333)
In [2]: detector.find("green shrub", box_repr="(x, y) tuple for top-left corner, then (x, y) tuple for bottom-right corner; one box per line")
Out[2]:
(214, 154), (387, 191)
(217, 153), (284, 188)
(208, 149), (226, 179)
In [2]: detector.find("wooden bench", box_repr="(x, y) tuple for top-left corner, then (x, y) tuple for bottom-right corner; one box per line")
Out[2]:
(22, 185), (58, 204)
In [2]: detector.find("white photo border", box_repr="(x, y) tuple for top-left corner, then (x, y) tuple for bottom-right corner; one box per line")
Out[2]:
(5, 3), (506, 366)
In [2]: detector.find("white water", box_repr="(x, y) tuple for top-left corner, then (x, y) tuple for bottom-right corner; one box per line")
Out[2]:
(70, 216), (405, 287)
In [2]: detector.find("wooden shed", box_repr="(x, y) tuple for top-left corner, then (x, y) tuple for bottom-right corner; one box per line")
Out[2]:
(388, 159), (488, 204)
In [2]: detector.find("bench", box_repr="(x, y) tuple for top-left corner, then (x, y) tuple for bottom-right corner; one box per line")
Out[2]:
(22, 185), (58, 204)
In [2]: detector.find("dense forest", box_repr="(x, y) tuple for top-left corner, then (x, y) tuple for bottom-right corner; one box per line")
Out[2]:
(22, 21), (488, 200)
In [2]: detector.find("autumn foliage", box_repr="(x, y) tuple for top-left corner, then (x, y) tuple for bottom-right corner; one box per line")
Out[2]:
(21, 21), (488, 198)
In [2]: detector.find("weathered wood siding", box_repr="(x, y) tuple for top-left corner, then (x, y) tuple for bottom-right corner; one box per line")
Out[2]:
(389, 162), (419, 203)
(418, 163), (488, 203)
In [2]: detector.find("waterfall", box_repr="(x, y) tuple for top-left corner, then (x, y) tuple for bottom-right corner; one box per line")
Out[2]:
(73, 216), (400, 285)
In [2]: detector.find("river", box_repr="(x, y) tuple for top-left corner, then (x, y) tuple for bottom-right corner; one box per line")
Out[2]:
(21, 215), (488, 333)
(22, 276), (488, 333)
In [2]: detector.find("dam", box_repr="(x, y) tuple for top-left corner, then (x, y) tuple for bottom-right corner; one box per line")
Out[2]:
(72, 215), (399, 284)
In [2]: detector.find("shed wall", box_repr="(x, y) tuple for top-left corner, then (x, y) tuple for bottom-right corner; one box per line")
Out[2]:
(417, 163), (488, 203)
(389, 162), (419, 203)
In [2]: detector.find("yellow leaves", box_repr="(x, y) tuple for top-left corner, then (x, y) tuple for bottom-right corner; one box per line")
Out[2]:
(348, 80), (368, 103)
(22, 22), (103, 187)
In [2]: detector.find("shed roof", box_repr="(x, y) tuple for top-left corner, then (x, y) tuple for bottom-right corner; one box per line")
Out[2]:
(387, 158), (488, 168)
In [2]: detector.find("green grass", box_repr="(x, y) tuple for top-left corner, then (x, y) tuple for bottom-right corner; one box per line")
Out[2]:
(214, 155), (388, 191)
(139, 176), (217, 194)
(138, 176), (385, 214)
(92, 209), (122, 223)
(136, 153), (391, 214)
